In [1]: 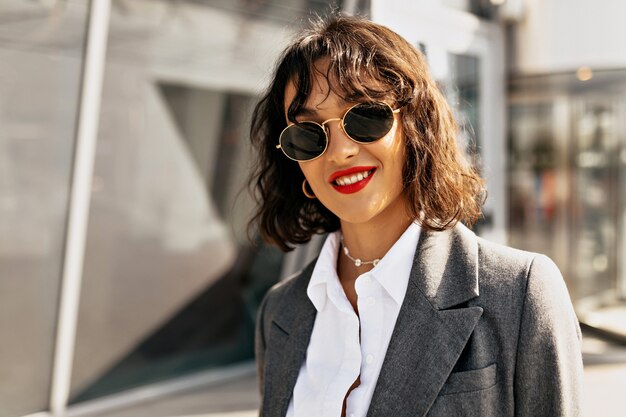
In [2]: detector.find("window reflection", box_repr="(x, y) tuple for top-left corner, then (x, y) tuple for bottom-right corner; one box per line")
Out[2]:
(72, 79), (284, 401)
(70, 0), (302, 403)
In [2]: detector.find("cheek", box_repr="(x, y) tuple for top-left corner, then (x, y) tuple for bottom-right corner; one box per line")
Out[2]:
(380, 126), (406, 169)
(382, 132), (407, 193)
(298, 161), (321, 187)
(378, 122), (404, 153)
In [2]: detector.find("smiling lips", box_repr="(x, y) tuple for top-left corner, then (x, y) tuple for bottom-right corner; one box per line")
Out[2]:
(328, 166), (377, 194)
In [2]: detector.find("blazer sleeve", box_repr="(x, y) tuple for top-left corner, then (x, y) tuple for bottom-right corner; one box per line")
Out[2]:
(514, 254), (583, 416)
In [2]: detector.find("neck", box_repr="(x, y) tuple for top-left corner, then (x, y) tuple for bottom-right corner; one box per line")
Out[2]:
(337, 209), (413, 282)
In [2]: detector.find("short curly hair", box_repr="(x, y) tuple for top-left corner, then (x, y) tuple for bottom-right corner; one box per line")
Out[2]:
(248, 14), (485, 252)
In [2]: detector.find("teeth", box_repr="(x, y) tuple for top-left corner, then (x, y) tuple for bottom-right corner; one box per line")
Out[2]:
(334, 169), (373, 186)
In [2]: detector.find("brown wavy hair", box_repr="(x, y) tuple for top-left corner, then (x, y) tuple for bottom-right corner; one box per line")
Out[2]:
(248, 14), (486, 252)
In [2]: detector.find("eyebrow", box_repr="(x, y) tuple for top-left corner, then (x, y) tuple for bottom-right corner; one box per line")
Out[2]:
(292, 98), (351, 120)
(293, 107), (317, 118)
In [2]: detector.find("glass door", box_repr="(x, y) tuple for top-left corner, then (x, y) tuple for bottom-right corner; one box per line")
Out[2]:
(507, 97), (570, 272)
(570, 96), (621, 305)
(508, 71), (626, 337)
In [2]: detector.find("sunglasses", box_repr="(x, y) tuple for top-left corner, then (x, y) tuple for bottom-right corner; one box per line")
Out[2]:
(276, 101), (400, 162)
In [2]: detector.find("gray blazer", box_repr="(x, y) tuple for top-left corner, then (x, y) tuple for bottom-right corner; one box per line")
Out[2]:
(255, 223), (583, 416)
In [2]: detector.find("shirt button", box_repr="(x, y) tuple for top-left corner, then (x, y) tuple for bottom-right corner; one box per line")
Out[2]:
(366, 297), (376, 306)
(366, 354), (375, 364)
(349, 414), (356, 417)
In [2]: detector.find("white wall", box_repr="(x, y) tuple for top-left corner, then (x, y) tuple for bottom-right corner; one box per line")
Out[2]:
(511, 0), (626, 73)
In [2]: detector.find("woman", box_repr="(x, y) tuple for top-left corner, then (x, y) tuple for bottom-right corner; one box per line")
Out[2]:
(249, 15), (582, 417)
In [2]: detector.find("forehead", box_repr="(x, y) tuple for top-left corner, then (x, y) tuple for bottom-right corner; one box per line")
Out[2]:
(283, 64), (388, 118)
(283, 72), (343, 116)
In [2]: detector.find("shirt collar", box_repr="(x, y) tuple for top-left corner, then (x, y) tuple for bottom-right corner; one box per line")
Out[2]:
(368, 221), (421, 305)
(307, 231), (341, 312)
(306, 221), (421, 311)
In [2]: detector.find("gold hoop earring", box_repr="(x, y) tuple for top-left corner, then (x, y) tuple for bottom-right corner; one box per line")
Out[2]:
(302, 179), (316, 199)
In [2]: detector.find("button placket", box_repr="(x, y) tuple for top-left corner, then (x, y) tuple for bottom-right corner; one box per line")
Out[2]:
(359, 282), (384, 379)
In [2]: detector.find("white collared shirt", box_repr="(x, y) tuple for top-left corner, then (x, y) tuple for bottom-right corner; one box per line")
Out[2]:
(286, 222), (421, 417)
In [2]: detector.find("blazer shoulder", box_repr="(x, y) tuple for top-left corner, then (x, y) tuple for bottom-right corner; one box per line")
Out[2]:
(524, 253), (576, 316)
(260, 270), (300, 319)
(476, 236), (538, 274)
(258, 257), (317, 324)
(475, 236), (575, 312)
(474, 236), (570, 300)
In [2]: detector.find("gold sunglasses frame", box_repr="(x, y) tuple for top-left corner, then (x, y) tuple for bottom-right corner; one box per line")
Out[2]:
(275, 101), (400, 162)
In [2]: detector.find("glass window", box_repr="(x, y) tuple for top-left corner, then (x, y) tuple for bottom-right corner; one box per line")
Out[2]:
(0, 1), (88, 415)
(72, 83), (284, 401)
(508, 71), (626, 337)
(69, 0), (294, 403)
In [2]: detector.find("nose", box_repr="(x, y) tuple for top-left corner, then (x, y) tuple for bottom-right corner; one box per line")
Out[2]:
(323, 120), (359, 163)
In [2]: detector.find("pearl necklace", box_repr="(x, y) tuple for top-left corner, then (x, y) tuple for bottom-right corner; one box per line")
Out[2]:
(340, 236), (380, 267)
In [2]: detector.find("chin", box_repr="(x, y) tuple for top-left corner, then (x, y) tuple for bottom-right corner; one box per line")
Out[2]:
(331, 208), (378, 225)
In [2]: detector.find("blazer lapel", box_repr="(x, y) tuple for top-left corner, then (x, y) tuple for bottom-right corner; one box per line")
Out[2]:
(367, 224), (484, 417)
(261, 262), (317, 417)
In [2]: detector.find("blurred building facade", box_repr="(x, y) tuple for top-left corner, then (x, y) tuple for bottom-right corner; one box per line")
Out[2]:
(506, 0), (626, 338)
(0, 1), (624, 417)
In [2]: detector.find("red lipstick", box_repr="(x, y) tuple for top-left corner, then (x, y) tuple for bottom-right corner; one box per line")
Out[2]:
(328, 166), (377, 194)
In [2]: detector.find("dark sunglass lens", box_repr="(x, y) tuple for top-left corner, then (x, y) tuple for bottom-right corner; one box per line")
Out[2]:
(343, 102), (394, 143)
(280, 122), (327, 161)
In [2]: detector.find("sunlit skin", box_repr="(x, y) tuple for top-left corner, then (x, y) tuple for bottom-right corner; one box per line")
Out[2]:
(283, 67), (413, 302)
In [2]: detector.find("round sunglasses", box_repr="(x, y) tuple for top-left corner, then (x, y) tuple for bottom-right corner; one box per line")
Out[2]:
(276, 101), (400, 162)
